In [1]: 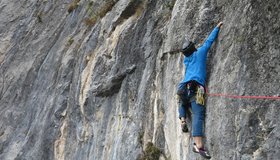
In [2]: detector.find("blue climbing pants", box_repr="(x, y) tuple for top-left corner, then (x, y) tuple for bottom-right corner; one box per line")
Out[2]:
(177, 82), (205, 137)
(179, 101), (205, 137)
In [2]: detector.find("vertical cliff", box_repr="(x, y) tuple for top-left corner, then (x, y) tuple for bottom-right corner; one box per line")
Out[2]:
(0, 0), (279, 160)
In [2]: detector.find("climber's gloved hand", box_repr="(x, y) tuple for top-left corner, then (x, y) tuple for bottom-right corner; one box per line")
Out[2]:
(217, 22), (223, 28)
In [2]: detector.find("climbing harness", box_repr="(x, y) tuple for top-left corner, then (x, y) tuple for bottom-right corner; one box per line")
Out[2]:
(177, 81), (206, 106)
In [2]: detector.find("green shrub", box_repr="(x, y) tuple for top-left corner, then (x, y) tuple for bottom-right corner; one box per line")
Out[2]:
(140, 142), (161, 160)
(37, 12), (43, 23)
(68, 0), (80, 13)
(84, 0), (117, 26)
(138, 131), (144, 145)
(99, 1), (116, 18)
(67, 37), (74, 46)
(84, 15), (98, 26)
(164, 0), (176, 10)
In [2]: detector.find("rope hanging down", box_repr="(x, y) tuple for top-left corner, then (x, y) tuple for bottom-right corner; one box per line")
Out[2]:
(206, 89), (280, 100)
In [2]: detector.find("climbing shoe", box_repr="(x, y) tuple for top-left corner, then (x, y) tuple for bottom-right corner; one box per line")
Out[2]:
(193, 143), (211, 159)
(181, 121), (188, 132)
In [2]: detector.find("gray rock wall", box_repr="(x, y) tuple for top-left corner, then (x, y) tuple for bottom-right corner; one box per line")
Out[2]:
(0, 0), (279, 160)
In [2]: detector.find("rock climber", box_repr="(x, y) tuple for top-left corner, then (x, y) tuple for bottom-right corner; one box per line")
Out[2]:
(177, 22), (223, 159)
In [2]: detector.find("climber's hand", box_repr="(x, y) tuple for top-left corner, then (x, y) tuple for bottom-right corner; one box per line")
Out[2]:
(217, 22), (223, 28)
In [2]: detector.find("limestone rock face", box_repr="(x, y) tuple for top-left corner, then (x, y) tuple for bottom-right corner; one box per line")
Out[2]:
(0, 0), (279, 160)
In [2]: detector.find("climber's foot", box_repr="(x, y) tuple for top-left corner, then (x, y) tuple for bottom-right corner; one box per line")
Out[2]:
(193, 143), (211, 159)
(181, 120), (188, 132)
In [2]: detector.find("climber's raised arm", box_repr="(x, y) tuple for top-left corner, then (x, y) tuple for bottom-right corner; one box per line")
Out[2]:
(201, 22), (223, 51)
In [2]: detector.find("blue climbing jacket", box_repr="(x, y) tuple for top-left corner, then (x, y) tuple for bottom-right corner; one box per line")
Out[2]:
(178, 27), (220, 89)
